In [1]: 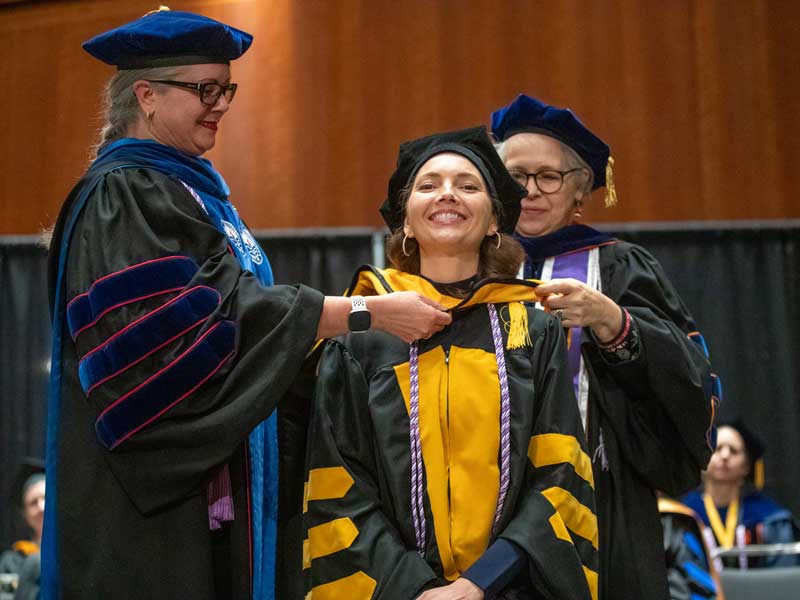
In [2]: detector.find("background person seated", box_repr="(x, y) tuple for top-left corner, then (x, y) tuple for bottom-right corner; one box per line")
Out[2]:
(0, 459), (45, 575)
(0, 459), (44, 599)
(682, 419), (800, 569)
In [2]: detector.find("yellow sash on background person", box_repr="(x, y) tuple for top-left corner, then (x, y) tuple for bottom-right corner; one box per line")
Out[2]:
(703, 493), (739, 548)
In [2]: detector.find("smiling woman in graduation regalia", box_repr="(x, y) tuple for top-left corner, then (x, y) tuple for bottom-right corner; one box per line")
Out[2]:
(42, 9), (451, 600)
(491, 94), (718, 600)
(303, 127), (598, 600)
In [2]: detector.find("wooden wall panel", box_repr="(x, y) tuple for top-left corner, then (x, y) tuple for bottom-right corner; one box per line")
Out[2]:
(1, 0), (798, 234)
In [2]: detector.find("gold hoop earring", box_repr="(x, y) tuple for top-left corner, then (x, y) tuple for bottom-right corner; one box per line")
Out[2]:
(494, 232), (502, 250)
(402, 234), (413, 257)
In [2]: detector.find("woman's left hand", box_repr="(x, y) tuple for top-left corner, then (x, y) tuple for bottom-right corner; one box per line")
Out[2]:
(416, 578), (484, 600)
(536, 278), (623, 343)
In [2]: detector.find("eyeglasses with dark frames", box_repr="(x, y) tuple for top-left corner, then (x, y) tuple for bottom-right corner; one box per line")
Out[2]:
(146, 80), (238, 106)
(508, 168), (584, 194)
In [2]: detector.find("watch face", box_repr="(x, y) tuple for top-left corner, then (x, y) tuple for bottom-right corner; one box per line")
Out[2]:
(348, 310), (371, 332)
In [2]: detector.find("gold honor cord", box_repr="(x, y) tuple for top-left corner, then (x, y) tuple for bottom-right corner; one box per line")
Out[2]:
(703, 493), (739, 548)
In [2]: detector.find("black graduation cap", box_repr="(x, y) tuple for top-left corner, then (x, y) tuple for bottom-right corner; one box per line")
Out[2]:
(491, 94), (618, 206)
(719, 418), (766, 488)
(82, 7), (253, 70)
(9, 457), (45, 508)
(719, 418), (765, 462)
(379, 126), (527, 234)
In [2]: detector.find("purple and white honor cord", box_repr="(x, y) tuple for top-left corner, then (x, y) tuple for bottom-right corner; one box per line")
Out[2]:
(407, 304), (512, 554)
(408, 340), (426, 555)
(488, 303), (512, 532)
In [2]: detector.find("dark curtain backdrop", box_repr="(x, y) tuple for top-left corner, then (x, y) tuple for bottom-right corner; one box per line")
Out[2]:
(0, 240), (51, 548)
(258, 228), (376, 294)
(1, 224), (798, 547)
(608, 223), (800, 512)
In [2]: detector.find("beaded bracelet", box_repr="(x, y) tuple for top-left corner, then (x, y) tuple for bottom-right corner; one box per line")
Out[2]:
(598, 308), (631, 351)
(597, 309), (641, 363)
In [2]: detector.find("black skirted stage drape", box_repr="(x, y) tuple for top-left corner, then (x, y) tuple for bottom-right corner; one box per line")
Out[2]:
(1, 223), (798, 548)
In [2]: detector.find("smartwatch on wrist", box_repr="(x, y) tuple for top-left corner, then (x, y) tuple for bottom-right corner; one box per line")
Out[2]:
(348, 295), (371, 333)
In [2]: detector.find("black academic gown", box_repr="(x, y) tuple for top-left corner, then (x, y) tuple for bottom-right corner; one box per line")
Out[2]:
(303, 268), (598, 600)
(577, 241), (714, 600)
(46, 167), (324, 599)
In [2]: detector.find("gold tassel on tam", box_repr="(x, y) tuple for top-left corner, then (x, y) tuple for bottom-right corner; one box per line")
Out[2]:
(503, 302), (531, 350)
(604, 156), (618, 208)
(754, 458), (765, 490)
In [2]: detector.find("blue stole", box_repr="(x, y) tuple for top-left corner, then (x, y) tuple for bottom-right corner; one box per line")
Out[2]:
(516, 224), (613, 279)
(43, 138), (277, 599)
(684, 490), (788, 530)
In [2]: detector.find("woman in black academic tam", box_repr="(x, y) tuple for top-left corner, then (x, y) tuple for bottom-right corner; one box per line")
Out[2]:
(492, 94), (718, 600)
(44, 8), (449, 600)
(379, 125), (527, 279)
(304, 126), (598, 600)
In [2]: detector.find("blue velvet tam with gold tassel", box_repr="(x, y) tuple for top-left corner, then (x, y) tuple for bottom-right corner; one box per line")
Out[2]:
(491, 94), (618, 206)
(82, 6), (253, 69)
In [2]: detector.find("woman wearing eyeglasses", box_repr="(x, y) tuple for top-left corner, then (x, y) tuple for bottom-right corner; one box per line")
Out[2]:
(491, 95), (718, 600)
(44, 9), (449, 600)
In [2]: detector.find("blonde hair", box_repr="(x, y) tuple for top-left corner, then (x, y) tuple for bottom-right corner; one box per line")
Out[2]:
(92, 66), (182, 157)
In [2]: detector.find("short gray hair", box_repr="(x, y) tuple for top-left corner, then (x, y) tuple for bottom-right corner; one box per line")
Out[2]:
(495, 135), (594, 196)
(559, 141), (594, 195)
(93, 66), (182, 156)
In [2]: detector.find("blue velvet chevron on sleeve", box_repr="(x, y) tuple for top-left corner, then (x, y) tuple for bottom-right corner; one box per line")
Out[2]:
(95, 320), (236, 450)
(78, 285), (221, 394)
(67, 255), (198, 339)
(66, 255), (237, 450)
